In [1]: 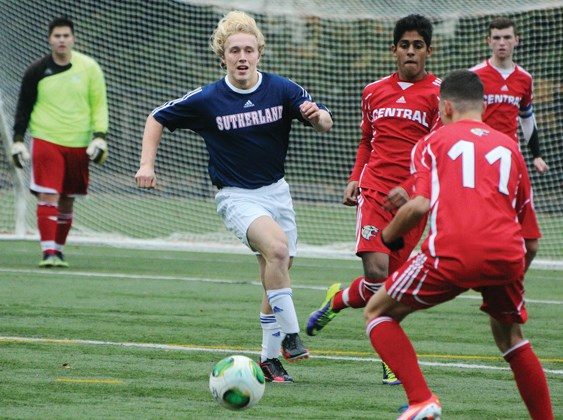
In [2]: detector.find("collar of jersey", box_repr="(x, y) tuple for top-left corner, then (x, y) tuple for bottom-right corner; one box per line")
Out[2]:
(224, 71), (263, 94)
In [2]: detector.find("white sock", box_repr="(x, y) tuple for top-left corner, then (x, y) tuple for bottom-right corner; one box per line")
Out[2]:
(341, 288), (350, 307)
(266, 288), (300, 334)
(260, 313), (282, 362)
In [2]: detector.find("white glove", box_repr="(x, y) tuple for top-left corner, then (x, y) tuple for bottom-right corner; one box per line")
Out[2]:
(86, 137), (108, 164)
(11, 142), (30, 168)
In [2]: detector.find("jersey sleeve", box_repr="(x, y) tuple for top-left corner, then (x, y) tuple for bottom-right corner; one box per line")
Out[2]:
(411, 135), (433, 199)
(514, 153), (542, 239)
(152, 88), (204, 132)
(349, 88), (374, 181)
(13, 61), (43, 141)
(285, 78), (330, 125)
(89, 60), (109, 135)
(518, 77), (534, 118)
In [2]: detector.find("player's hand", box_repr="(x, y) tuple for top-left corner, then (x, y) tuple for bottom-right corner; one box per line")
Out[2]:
(342, 181), (359, 206)
(383, 187), (409, 210)
(86, 137), (108, 164)
(380, 230), (404, 251)
(11, 142), (30, 168)
(135, 166), (157, 189)
(299, 101), (322, 125)
(533, 157), (549, 174)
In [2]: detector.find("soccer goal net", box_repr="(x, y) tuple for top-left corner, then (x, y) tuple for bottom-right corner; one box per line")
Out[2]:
(0, 0), (561, 267)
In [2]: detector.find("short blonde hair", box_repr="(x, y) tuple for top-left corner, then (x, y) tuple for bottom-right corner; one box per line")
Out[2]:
(210, 10), (266, 60)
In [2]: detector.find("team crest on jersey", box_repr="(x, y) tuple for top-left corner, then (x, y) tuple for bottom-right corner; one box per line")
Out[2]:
(470, 128), (490, 137)
(361, 225), (379, 240)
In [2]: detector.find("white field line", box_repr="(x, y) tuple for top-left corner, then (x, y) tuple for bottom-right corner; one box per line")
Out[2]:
(1, 268), (562, 305)
(1, 335), (561, 375)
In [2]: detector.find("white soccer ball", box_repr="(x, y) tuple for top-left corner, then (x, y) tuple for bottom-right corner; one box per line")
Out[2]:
(209, 355), (265, 410)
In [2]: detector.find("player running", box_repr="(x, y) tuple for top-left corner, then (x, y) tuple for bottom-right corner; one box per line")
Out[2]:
(307, 14), (441, 385)
(365, 70), (553, 420)
(135, 11), (333, 383)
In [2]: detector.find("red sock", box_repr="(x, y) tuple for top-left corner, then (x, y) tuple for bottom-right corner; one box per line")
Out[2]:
(55, 211), (73, 249)
(504, 341), (553, 420)
(333, 276), (382, 310)
(367, 316), (432, 405)
(332, 276), (362, 310)
(37, 203), (58, 253)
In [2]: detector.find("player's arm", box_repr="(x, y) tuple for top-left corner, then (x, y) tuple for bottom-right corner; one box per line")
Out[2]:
(380, 195), (430, 250)
(11, 65), (40, 167)
(299, 101), (333, 132)
(514, 150), (541, 271)
(520, 108), (549, 174)
(89, 61), (109, 137)
(343, 131), (371, 206)
(524, 239), (538, 272)
(383, 139), (426, 210)
(86, 61), (110, 164)
(135, 115), (164, 188)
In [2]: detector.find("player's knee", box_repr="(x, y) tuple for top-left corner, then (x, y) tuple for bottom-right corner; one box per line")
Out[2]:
(364, 265), (388, 282)
(263, 239), (290, 264)
(363, 306), (381, 323)
(490, 318), (525, 353)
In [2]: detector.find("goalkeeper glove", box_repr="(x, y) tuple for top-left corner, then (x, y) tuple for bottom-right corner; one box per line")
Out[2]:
(11, 142), (30, 169)
(380, 231), (404, 251)
(86, 137), (108, 164)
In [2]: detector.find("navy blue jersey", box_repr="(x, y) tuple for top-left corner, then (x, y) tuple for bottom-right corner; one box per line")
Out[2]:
(152, 72), (329, 189)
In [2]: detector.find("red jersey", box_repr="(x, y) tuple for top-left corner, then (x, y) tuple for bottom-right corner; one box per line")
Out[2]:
(412, 120), (540, 287)
(470, 60), (533, 141)
(350, 72), (441, 194)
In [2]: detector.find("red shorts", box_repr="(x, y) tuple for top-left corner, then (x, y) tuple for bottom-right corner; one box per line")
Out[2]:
(31, 138), (89, 196)
(356, 188), (426, 273)
(385, 252), (528, 324)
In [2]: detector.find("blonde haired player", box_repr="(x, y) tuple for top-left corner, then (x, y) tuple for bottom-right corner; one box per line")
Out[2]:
(135, 11), (333, 383)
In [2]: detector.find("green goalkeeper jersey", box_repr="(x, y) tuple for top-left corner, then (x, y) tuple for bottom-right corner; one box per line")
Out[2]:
(14, 50), (108, 147)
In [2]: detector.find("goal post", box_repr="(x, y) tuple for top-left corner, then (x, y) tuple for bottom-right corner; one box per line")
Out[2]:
(0, 96), (27, 238)
(0, 0), (561, 267)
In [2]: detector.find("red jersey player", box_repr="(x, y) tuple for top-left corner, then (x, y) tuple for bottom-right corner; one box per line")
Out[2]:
(364, 70), (553, 420)
(470, 17), (549, 174)
(307, 14), (441, 385)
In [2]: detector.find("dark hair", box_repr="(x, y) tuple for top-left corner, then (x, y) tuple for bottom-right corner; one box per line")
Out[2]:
(440, 70), (484, 102)
(48, 16), (74, 36)
(488, 17), (517, 36)
(393, 14), (433, 47)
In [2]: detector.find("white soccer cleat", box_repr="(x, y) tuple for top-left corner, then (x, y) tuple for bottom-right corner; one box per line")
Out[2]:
(397, 393), (441, 420)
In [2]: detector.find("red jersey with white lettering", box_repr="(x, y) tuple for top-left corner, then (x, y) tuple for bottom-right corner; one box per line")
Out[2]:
(350, 72), (441, 194)
(470, 59), (533, 141)
(412, 119), (540, 287)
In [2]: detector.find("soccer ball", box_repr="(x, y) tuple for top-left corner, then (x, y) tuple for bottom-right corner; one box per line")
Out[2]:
(209, 355), (265, 410)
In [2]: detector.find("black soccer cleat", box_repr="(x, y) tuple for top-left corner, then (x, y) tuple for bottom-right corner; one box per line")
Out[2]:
(259, 358), (294, 383)
(281, 333), (310, 362)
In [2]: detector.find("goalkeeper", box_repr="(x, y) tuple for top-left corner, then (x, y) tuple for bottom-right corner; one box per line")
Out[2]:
(11, 16), (108, 268)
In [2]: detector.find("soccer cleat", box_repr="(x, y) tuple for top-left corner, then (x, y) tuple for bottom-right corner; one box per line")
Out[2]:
(281, 333), (310, 362)
(39, 253), (56, 268)
(397, 393), (441, 420)
(53, 252), (69, 268)
(259, 358), (294, 383)
(306, 282), (343, 336)
(382, 362), (402, 385)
